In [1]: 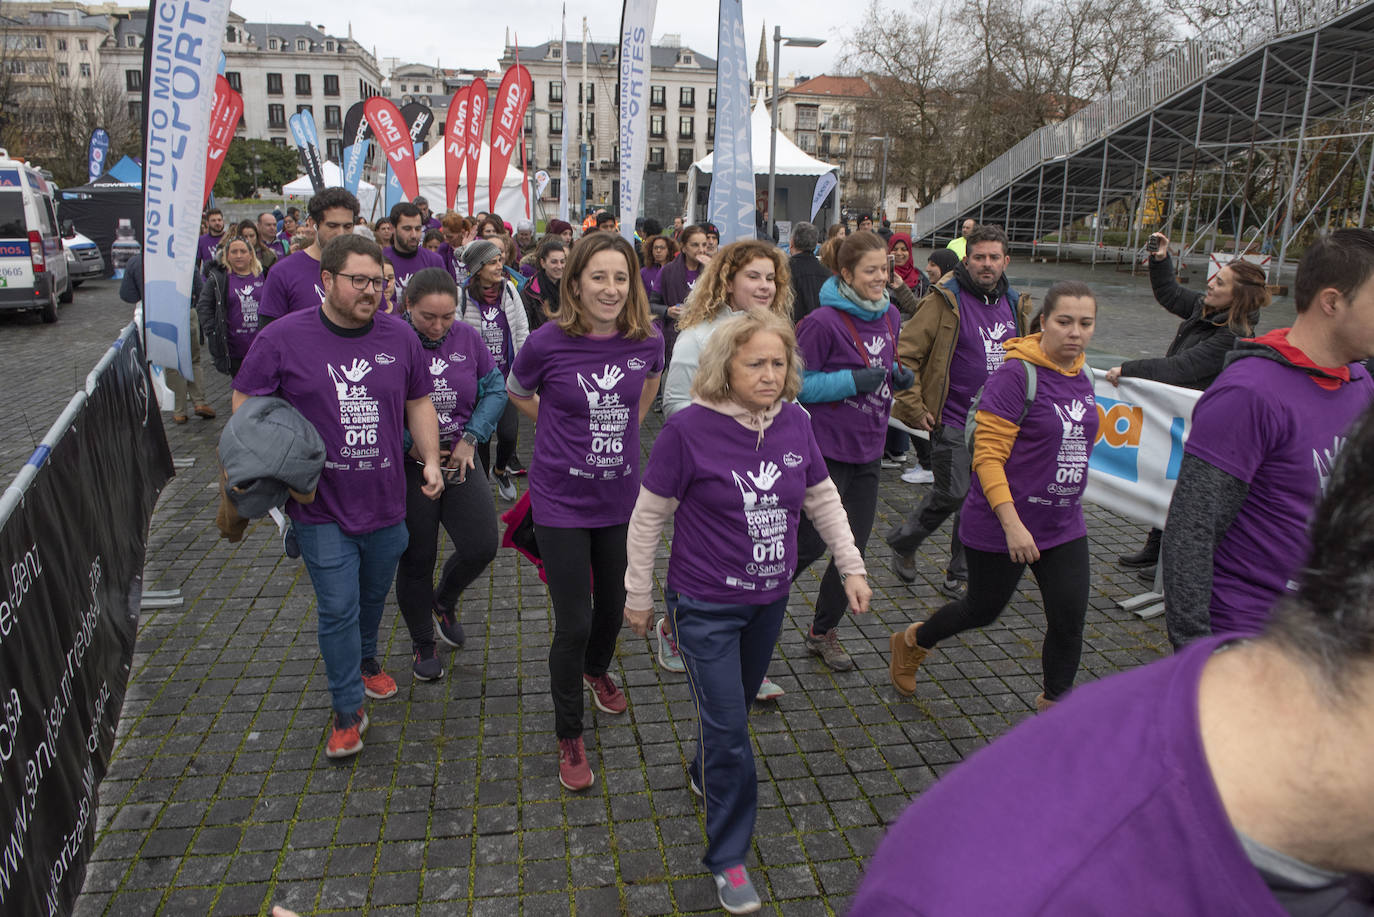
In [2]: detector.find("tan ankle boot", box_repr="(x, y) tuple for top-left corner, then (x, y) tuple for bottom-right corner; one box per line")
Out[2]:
(888, 626), (930, 697)
(1035, 693), (1056, 713)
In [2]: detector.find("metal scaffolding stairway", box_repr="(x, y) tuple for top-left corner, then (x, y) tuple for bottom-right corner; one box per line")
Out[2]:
(909, 0), (1374, 265)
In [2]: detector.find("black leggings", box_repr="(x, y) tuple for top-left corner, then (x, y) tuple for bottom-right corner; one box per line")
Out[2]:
(915, 537), (1089, 700)
(534, 523), (629, 739)
(394, 461), (499, 648)
(477, 401), (520, 473)
(793, 457), (880, 634)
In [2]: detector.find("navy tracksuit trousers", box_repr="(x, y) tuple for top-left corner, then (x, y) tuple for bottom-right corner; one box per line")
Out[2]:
(667, 589), (788, 872)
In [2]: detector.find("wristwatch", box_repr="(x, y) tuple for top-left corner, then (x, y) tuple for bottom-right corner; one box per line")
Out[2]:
(460, 430), (478, 447)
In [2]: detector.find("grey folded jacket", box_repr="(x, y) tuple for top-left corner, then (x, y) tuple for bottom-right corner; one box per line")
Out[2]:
(218, 396), (326, 518)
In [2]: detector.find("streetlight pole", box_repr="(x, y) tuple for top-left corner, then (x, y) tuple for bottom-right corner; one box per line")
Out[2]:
(767, 28), (824, 242)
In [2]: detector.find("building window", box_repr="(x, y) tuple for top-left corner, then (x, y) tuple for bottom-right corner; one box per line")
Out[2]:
(269, 37), (279, 50)
(680, 87), (695, 108)
(581, 112), (594, 136)
(57, 63), (68, 78)
(271, 137), (287, 148)
(677, 147), (694, 171)
(549, 112), (562, 134)
(297, 104), (313, 117)
(678, 116), (693, 139)
(324, 74), (339, 96)
(549, 81), (562, 103)
(425, 85), (432, 94)
(125, 35), (136, 47)
(128, 100), (142, 121)
(796, 106), (818, 130)
(897, 206), (910, 221)
(7, 61), (24, 76)
(326, 139), (342, 160)
(267, 73), (283, 95)
(549, 178), (560, 199)
(79, 62), (91, 77)
(296, 39), (307, 52)
(295, 74), (311, 96)
(324, 105), (341, 128)
(56, 38), (67, 51)
(649, 114), (664, 138)
(578, 82), (593, 103)
(226, 71), (242, 93)
(548, 145), (561, 167)
(78, 38), (88, 50)
(650, 85), (665, 107)
(326, 40), (335, 52)
(708, 88), (716, 109)
(550, 47), (561, 60)
(648, 147), (664, 168)
(678, 51), (693, 65)
(125, 69), (142, 92)
(524, 112), (534, 133)
(268, 104), (286, 128)
(899, 187), (908, 203)
(798, 133), (816, 153)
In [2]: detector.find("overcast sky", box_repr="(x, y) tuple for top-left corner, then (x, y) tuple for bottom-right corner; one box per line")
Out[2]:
(226, 1), (856, 79)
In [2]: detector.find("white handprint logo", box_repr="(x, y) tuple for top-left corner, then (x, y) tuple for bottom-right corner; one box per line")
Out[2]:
(429, 357), (448, 376)
(342, 358), (372, 382)
(864, 337), (886, 357)
(989, 322), (1009, 339)
(592, 364), (624, 390)
(746, 460), (781, 491)
(483, 307), (499, 322)
(1065, 399), (1086, 422)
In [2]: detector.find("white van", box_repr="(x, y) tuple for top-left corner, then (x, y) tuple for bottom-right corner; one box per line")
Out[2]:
(0, 149), (72, 323)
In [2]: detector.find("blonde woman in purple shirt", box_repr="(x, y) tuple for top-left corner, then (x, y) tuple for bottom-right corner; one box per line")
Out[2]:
(507, 232), (664, 793)
(625, 310), (870, 914)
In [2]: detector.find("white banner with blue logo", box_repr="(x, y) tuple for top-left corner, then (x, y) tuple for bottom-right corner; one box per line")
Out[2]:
(708, 0), (753, 245)
(810, 172), (837, 222)
(617, 0), (656, 242)
(1083, 370), (1201, 530)
(142, 0), (231, 380)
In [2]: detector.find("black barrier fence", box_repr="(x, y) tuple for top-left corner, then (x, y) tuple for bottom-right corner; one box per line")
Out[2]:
(0, 322), (173, 916)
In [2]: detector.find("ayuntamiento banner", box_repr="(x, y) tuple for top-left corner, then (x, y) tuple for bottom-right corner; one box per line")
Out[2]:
(1082, 370), (1202, 530)
(0, 325), (174, 915)
(708, 0), (753, 245)
(617, 0), (655, 243)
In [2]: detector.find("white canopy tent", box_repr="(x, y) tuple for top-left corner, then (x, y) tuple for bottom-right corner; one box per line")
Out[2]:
(283, 161), (378, 218)
(413, 140), (532, 220)
(684, 101), (841, 231)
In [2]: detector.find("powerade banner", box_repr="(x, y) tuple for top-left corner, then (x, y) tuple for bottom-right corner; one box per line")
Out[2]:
(810, 172), (837, 222)
(141, 0), (231, 380)
(86, 128), (109, 184)
(708, 0), (753, 245)
(1082, 370), (1201, 530)
(288, 110), (325, 195)
(363, 97), (420, 203)
(558, 6), (570, 223)
(0, 324), (174, 916)
(618, 0), (656, 243)
(463, 79), (488, 216)
(443, 86), (470, 211)
(203, 74), (242, 205)
(489, 66), (532, 215)
(340, 101), (371, 197)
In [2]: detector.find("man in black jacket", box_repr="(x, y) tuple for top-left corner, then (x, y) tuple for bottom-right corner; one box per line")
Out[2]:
(788, 221), (829, 324)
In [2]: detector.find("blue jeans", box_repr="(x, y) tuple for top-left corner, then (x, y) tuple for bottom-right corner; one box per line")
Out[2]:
(294, 520), (409, 715)
(668, 590), (787, 871)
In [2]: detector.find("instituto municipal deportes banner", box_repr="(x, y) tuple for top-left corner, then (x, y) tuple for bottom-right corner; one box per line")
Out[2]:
(0, 323), (174, 916)
(617, 0), (655, 242)
(140, 0), (231, 379)
(708, 0), (753, 245)
(1081, 370), (1201, 530)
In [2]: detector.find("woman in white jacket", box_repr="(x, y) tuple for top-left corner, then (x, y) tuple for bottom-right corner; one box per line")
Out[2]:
(459, 238), (530, 502)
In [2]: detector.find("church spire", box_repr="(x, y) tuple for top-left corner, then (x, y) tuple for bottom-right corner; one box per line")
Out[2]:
(755, 24), (769, 86)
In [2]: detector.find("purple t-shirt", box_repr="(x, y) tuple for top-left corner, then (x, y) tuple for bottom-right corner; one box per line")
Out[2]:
(425, 322), (496, 441)
(942, 288), (1019, 429)
(642, 404), (829, 604)
(851, 637), (1288, 916)
(437, 242), (469, 287)
(384, 245), (446, 303)
(510, 323), (665, 528)
(224, 272), (265, 362)
(640, 264), (665, 298)
(468, 285), (514, 375)
(197, 232), (224, 271)
(1185, 353), (1374, 636)
(960, 358), (1099, 553)
(796, 305), (901, 464)
(233, 308), (431, 534)
(260, 250), (324, 321)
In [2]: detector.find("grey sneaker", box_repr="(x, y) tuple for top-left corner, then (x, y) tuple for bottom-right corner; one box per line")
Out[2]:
(891, 550), (917, 584)
(803, 628), (853, 671)
(940, 577), (968, 599)
(713, 865), (762, 914)
(495, 470), (517, 502)
(412, 644), (443, 681)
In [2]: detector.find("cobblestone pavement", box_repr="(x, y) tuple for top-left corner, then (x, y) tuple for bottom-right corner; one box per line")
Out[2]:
(0, 267), (1272, 915)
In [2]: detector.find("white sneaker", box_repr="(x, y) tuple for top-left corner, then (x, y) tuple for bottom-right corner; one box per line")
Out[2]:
(754, 677), (784, 701)
(901, 466), (935, 484)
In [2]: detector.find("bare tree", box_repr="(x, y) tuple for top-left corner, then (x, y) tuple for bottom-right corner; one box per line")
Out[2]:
(7, 66), (138, 185)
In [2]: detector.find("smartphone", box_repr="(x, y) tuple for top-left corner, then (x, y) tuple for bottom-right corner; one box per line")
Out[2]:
(1146, 234), (1161, 253)
(888, 253), (896, 270)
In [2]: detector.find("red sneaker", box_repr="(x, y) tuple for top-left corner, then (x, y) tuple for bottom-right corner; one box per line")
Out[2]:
(325, 708), (368, 759)
(360, 658), (397, 699)
(557, 736), (594, 791)
(583, 673), (627, 714)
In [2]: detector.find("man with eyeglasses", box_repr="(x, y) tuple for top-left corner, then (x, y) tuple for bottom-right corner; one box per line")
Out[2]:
(233, 233), (444, 759)
(260, 188), (361, 325)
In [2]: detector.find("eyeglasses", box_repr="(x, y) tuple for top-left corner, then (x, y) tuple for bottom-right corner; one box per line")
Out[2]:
(333, 272), (385, 292)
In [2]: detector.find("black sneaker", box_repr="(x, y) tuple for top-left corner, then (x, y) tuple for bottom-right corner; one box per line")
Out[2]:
(412, 644), (443, 681)
(940, 577), (967, 599)
(507, 455), (527, 477)
(433, 605), (466, 649)
(283, 526), (301, 559)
